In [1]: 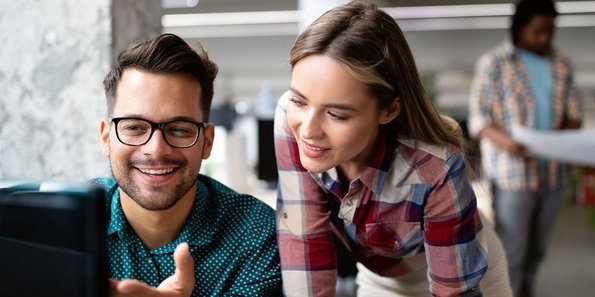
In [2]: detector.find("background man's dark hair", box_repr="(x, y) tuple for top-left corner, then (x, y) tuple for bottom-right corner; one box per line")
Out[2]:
(511, 0), (559, 45)
(103, 33), (218, 120)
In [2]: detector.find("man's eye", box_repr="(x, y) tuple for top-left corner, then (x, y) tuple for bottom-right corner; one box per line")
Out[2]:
(167, 126), (195, 137)
(121, 125), (148, 134)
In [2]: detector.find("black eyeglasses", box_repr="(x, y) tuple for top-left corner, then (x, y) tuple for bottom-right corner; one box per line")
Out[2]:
(110, 117), (206, 148)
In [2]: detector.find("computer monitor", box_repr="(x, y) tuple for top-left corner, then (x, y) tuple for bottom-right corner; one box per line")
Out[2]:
(0, 180), (108, 297)
(257, 119), (278, 186)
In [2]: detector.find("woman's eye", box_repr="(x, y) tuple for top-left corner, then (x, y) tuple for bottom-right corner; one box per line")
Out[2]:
(289, 97), (305, 107)
(328, 112), (347, 121)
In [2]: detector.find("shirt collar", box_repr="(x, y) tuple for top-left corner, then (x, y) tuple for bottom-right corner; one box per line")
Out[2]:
(106, 190), (137, 244)
(107, 179), (216, 253)
(501, 39), (560, 61)
(358, 129), (396, 195)
(320, 128), (397, 197)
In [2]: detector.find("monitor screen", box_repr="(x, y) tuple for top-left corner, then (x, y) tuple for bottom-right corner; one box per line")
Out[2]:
(0, 181), (108, 297)
(257, 119), (278, 184)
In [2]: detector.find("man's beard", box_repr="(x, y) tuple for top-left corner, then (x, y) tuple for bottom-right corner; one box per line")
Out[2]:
(110, 157), (199, 211)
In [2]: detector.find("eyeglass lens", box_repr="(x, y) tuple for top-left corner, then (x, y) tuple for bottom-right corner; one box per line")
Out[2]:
(115, 118), (200, 147)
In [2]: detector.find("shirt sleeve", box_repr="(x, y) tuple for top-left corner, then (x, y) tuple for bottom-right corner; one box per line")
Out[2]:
(468, 52), (501, 138)
(422, 150), (487, 296)
(273, 92), (337, 297)
(223, 204), (283, 296)
(561, 59), (583, 124)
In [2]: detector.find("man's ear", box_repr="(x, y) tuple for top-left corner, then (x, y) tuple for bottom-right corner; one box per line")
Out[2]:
(99, 118), (110, 157)
(379, 98), (401, 125)
(200, 124), (215, 160)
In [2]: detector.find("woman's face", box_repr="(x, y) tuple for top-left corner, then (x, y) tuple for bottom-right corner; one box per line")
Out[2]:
(287, 55), (398, 181)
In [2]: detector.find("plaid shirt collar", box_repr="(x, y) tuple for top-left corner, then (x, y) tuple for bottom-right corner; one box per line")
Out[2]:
(318, 128), (397, 197)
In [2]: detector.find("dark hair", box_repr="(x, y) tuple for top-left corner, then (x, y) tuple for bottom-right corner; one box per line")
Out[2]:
(290, 0), (459, 146)
(103, 33), (218, 120)
(511, 0), (559, 45)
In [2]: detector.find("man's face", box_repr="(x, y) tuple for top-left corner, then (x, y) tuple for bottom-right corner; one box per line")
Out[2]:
(99, 68), (214, 211)
(517, 14), (555, 56)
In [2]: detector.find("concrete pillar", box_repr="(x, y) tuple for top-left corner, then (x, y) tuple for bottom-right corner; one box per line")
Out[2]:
(298, 0), (349, 32)
(111, 0), (163, 59)
(0, 0), (161, 179)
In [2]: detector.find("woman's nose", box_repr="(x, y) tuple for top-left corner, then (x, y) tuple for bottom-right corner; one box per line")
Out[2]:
(300, 112), (322, 139)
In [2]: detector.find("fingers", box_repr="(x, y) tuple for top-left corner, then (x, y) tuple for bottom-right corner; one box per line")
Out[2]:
(502, 138), (526, 156)
(109, 278), (120, 291)
(111, 243), (195, 297)
(117, 279), (154, 294)
(173, 242), (196, 288)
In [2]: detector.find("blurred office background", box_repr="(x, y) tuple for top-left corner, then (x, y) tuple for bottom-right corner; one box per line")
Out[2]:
(1, 0), (594, 296)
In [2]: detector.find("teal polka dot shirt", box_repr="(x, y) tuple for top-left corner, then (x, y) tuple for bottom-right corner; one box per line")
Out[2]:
(93, 175), (282, 296)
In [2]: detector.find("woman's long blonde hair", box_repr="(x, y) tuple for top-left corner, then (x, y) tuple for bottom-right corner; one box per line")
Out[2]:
(289, 1), (460, 146)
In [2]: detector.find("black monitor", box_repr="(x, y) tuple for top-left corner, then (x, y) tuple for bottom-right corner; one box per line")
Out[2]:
(257, 118), (278, 186)
(0, 180), (108, 297)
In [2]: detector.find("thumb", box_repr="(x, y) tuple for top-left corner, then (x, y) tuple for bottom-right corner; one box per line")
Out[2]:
(173, 242), (195, 284)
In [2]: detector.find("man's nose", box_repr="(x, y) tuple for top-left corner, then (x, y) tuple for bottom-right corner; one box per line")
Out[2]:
(140, 129), (174, 156)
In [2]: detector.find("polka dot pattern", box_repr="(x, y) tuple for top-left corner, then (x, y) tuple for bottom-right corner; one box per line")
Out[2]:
(93, 176), (282, 296)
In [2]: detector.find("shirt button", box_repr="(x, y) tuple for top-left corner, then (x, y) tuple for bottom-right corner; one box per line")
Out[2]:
(283, 212), (288, 219)
(394, 241), (401, 248)
(346, 200), (353, 206)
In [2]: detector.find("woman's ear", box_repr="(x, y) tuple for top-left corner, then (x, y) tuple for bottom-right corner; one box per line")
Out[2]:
(379, 98), (401, 125)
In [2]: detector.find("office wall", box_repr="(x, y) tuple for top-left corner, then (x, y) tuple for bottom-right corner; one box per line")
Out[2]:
(0, 0), (161, 179)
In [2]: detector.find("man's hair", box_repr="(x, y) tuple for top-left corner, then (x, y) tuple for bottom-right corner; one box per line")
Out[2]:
(103, 33), (218, 120)
(511, 0), (559, 45)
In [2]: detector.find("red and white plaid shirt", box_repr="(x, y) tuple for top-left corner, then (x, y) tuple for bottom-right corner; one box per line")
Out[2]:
(274, 93), (488, 296)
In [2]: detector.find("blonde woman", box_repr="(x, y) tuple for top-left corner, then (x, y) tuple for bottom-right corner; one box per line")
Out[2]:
(274, 1), (511, 296)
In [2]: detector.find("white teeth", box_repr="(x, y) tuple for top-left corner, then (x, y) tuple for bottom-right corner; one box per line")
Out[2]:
(139, 168), (174, 175)
(306, 144), (325, 151)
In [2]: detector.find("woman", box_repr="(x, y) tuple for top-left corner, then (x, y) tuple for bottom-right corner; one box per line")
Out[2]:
(274, 1), (511, 296)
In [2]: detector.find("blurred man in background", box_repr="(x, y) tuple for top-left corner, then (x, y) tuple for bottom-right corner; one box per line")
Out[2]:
(468, 1), (582, 296)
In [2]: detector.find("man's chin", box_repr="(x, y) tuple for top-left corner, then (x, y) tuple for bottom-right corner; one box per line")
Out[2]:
(133, 192), (178, 211)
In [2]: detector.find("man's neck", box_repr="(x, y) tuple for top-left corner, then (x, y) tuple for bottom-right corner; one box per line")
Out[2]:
(120, 188), (196, 250)
(515, 44), (551, 58)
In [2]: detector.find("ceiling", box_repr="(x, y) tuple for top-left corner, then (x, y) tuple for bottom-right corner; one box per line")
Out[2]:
(160, 0), (595, 115)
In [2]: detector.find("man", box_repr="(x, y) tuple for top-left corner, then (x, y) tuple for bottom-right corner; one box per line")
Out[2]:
(468, 1), (582, 296)
(95, 33), (282, 296)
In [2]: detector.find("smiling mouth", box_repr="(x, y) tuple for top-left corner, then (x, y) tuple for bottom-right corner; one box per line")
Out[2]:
(136, 167), (177, 175)
(304, 143), (329, 151)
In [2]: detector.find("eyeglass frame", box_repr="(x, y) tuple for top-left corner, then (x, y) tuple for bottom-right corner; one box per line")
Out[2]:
(109, 117), (208, 148)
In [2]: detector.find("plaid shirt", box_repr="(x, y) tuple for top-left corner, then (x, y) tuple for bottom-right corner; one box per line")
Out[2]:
(274, 94), (487, 296)
(468, 41), (582, 190)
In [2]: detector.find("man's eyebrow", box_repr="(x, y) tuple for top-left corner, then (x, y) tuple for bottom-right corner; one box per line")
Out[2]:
(165, 116), (202, 123)
(288, 87), (357, 111)
(116, 114), (201, 123)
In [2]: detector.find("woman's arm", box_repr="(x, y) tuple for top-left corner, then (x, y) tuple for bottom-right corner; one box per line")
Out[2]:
(422, 149), (487, 296)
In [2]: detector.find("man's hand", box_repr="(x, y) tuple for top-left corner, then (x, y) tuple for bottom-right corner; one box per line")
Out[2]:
(110, 242), (195, 297)
(480, 125), (526, 156)
(500, 138), (526, 156)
